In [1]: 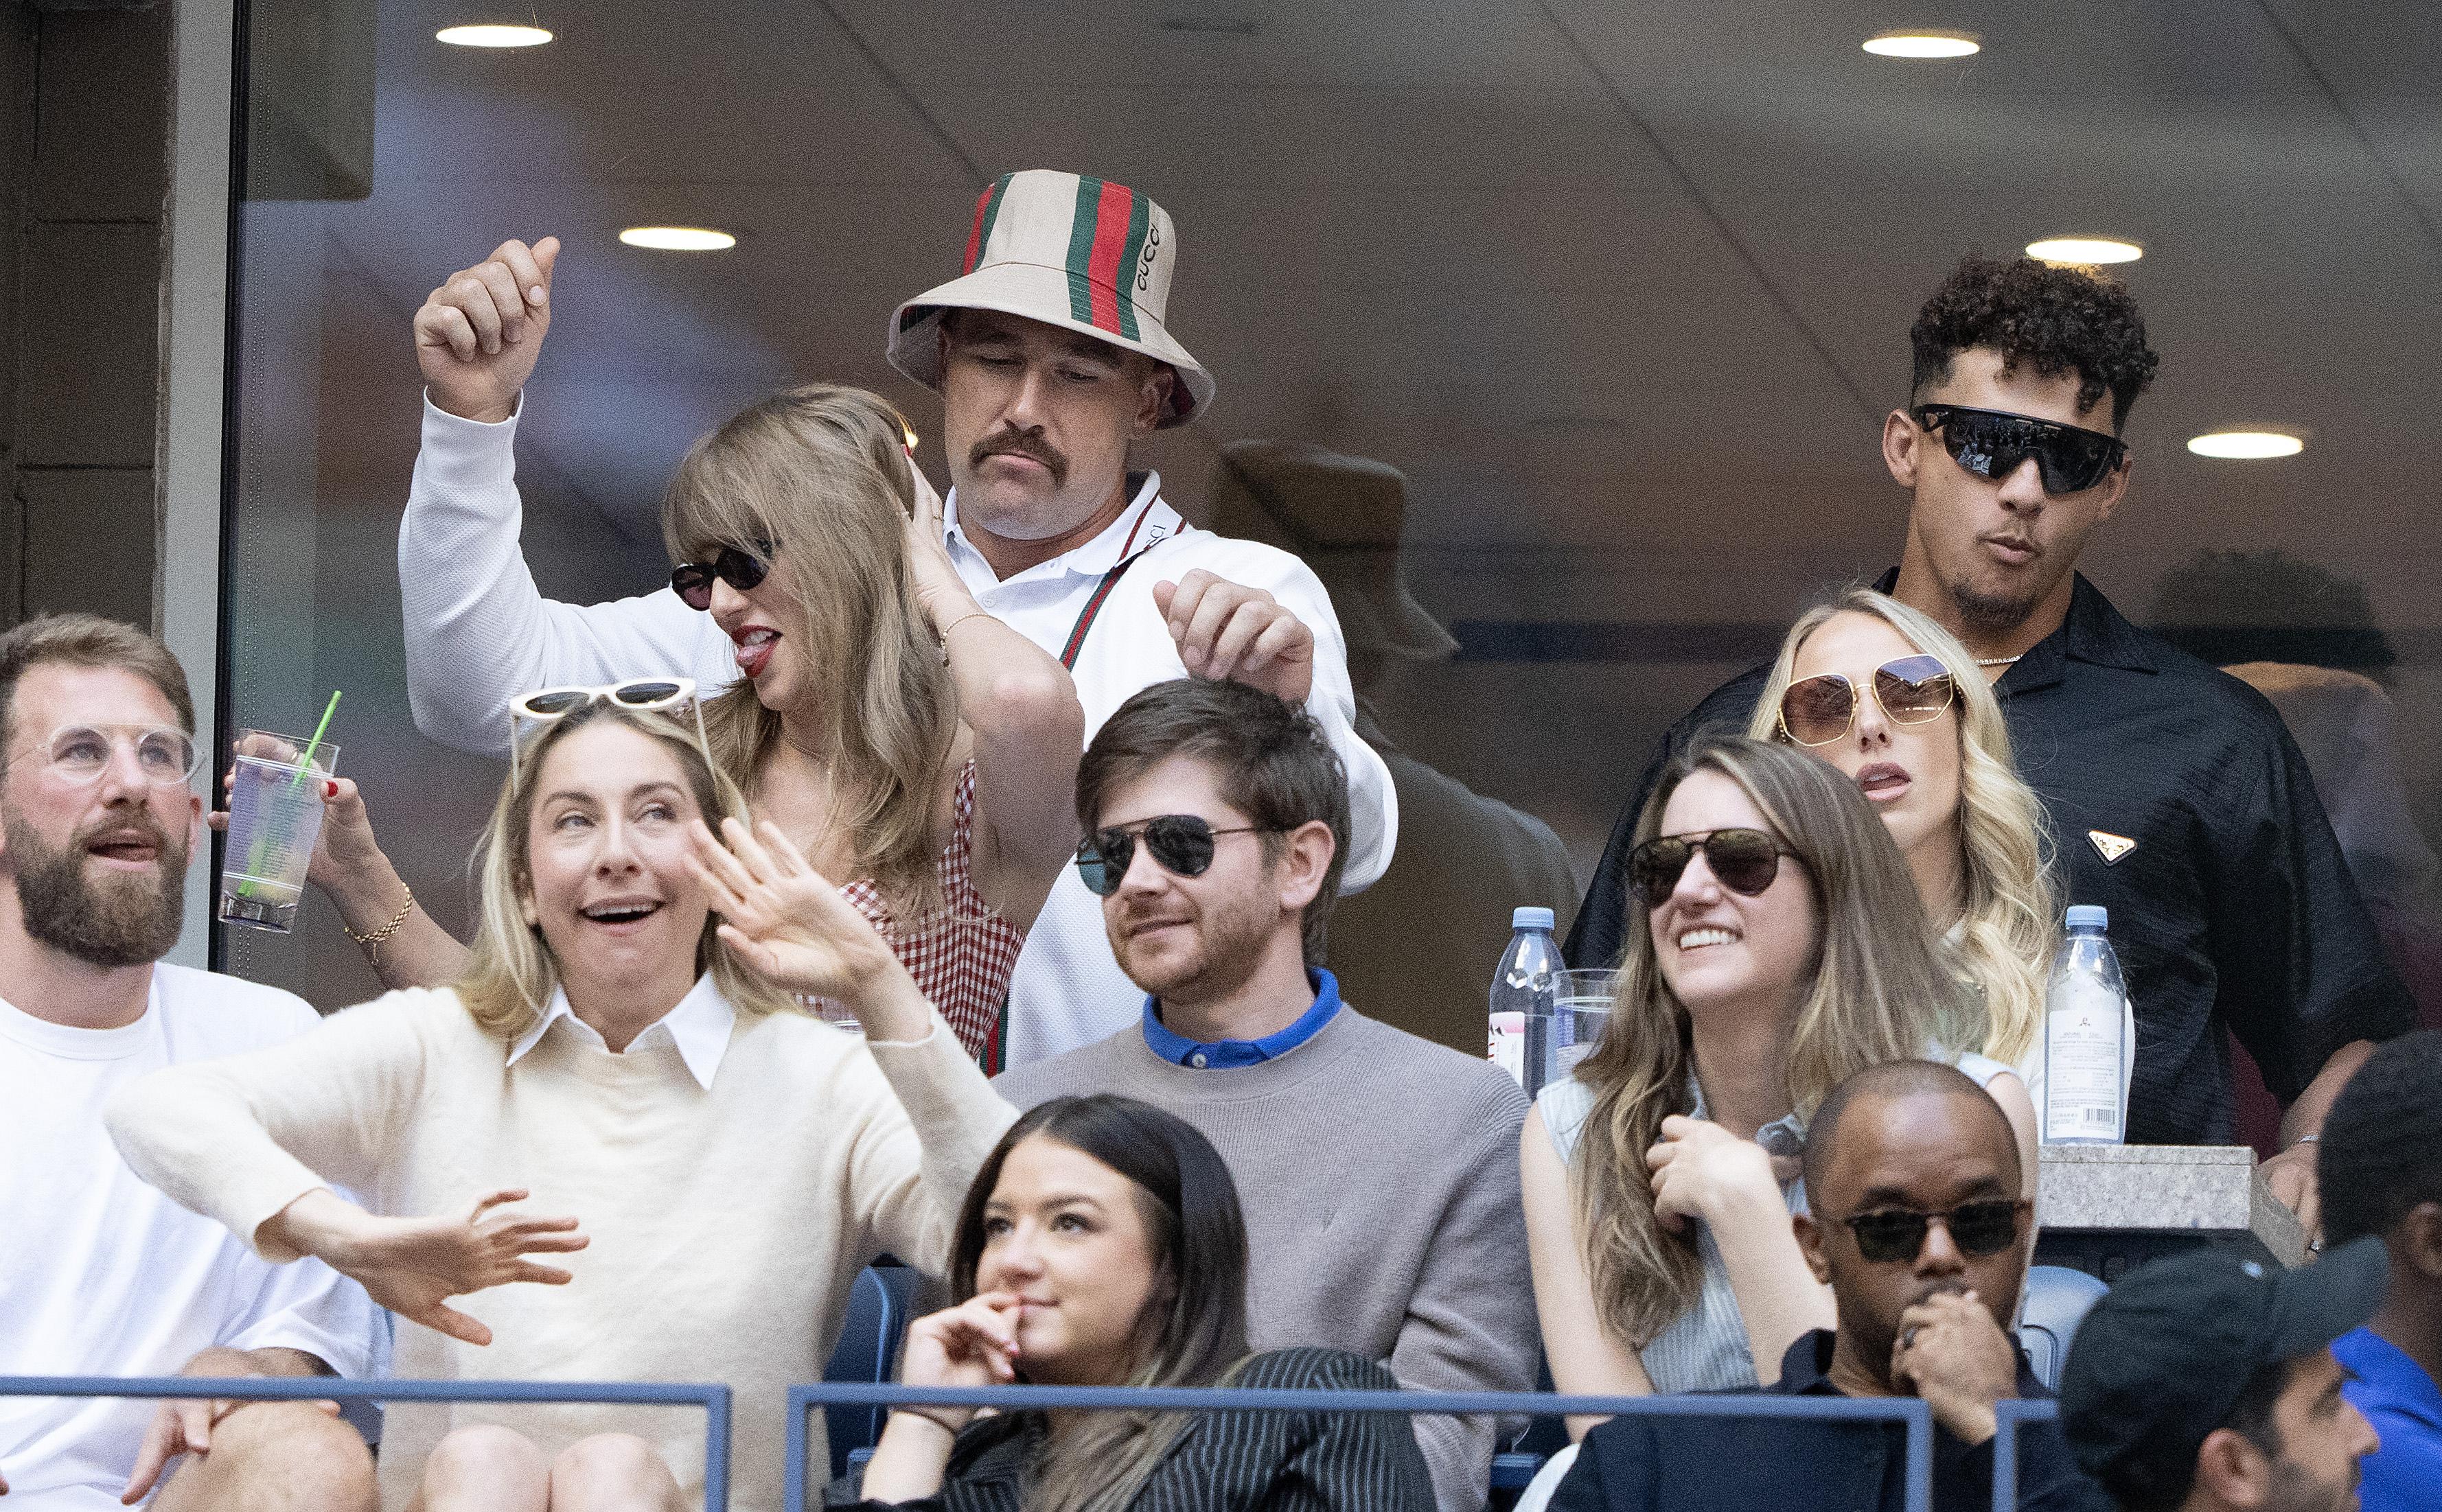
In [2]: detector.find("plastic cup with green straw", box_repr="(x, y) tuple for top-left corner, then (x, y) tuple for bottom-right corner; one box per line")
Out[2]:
(234, 691), (340, 903)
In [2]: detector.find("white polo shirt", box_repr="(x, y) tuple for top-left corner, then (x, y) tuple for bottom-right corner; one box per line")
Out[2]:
(398, 397), (1395, 1064)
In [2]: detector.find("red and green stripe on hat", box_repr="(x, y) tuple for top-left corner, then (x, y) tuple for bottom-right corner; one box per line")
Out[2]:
(961, 171), (1153, 342)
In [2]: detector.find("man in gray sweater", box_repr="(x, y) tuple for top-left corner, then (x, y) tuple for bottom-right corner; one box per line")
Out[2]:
(993, 678), (1538, 1512)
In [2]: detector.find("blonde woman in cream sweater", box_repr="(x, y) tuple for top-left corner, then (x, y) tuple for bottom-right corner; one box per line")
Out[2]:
(108, 697), (1017, 1512)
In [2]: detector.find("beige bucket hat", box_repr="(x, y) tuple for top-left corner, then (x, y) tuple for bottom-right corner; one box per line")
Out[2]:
(886, 170), (1216, 428)
(1205, 441), (1459, 660)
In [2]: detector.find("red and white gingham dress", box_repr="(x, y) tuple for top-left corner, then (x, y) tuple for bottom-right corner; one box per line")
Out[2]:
(820, 760), (1022, 1067)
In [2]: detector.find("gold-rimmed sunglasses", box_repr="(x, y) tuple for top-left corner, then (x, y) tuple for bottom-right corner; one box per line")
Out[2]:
(508, 678), (711, 787)
(1775, 654), (1956, 747)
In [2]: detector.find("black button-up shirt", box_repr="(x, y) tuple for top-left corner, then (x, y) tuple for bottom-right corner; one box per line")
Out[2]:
(1565, 572), (2412, 1144)
(1549, 1329), (2110, 1512)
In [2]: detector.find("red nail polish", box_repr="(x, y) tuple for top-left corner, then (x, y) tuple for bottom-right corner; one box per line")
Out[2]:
(325, 780), (338, 798)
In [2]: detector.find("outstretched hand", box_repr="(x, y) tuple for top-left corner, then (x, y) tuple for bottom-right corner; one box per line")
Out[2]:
(324, 1188), (585, 1346)
(413, 236), (560, 423)
(687, 817), (901, 999)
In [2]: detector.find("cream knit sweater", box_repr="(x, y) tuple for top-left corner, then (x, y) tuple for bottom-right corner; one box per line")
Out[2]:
(106, 986), (1015, 1512)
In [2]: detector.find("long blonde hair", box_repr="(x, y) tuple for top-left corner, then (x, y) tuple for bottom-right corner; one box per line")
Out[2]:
(1573, 738), (1974, 1347)
(1747, 589), (2057, 1066)
(453, 701), (798, 1041)
(662, 384), (956, 916)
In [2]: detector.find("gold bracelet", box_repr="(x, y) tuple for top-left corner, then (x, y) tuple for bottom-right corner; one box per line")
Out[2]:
(343, 882), (415, 967)
(938, 610), (995, 663)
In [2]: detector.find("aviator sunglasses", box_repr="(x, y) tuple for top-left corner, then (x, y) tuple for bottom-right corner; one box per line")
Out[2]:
(1842, 1199), (2027, 1264)
(669, 544), (774, 611)
(508, 677), (710, 787)
(1074, 815), (1278, 897)
(1777, 654), (1957, 747)
(1911, 404), (2129, 495)
(1627, 828), (1793, 903)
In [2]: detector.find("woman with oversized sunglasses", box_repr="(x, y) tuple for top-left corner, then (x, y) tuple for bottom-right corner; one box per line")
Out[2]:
(292, 386), (1084, 1067)
(1519, 739), (2022, 1453)
(1748, 588), (2055, 1149)
(114, 696), (1018, 1512)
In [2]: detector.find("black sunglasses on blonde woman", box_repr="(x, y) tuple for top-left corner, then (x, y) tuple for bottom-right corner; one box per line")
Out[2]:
(1627, 828), (1791, 903)
(1776, 654), (1955, 747)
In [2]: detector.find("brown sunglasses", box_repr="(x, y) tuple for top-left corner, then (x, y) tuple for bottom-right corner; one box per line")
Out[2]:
(1777, 654), (1956, 747)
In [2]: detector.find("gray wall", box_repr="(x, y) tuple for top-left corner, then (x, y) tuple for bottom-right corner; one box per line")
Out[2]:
(1, 0), (171, 632)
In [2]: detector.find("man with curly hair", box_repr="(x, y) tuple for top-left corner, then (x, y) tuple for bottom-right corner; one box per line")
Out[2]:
(1569, 256), (2409, 1212)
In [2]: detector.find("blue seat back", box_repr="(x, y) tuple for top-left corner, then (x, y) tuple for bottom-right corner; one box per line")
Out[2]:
(2018, 1264), (2109, 1391)
(821, 1264), (928, 1481)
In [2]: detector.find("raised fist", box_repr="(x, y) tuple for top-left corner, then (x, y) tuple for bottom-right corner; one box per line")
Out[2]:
(413, 236), (560, 424)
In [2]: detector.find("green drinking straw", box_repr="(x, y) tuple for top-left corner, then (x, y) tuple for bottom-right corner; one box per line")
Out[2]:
(290, 690), (342, 790)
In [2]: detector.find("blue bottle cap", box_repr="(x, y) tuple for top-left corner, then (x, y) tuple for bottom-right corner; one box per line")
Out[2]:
(1512, 906), (1556, 931)
(2065, 905), (2109, 931)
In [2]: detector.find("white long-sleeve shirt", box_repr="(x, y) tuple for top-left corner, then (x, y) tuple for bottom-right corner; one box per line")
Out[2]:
(398, 398), (1396, 1064)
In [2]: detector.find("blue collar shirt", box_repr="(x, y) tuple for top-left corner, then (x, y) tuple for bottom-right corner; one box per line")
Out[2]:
(2336, 1326), (2442, 1511)
(1142, 970), (1343, 1070)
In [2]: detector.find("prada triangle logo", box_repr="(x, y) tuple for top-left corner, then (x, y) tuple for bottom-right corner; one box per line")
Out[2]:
(2088, 830), (2136, 865)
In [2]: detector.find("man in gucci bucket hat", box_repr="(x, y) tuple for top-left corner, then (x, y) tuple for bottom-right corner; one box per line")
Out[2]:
(393, 170), (1395, 1067)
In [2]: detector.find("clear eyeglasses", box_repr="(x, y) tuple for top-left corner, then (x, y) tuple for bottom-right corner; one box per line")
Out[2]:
(24, 723), (203, 787)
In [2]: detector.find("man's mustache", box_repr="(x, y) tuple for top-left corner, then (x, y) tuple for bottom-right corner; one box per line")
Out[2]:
(969, 429), (1068, 487)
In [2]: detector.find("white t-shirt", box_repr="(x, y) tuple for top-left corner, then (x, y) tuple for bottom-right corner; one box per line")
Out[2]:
(0, 963), (382, 1511)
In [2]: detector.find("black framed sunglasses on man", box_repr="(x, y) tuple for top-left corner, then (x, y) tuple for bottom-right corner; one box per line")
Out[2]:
(1911, 403), (2129, 495)
(1074, 815), (1280, 897)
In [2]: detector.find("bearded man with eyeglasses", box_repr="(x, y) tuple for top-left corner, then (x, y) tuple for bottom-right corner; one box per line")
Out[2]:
(0, 614), (382, 1512)
(1550, 1060), (2109, 1512)
(1569, 256), (2410, 1225)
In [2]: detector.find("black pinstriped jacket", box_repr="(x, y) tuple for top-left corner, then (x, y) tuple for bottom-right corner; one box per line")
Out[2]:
(827, 1347), (1437, 1511)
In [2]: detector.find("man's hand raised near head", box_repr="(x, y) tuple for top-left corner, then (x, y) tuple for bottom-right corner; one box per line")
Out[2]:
(1154, 571), (1315, 705)
(413, 236), (560, 424)
(1890, 1288), (2020, 1446)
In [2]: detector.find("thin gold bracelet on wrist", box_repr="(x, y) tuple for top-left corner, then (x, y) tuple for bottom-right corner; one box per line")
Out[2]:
(937, 609), (995, 663)
(342, 882), (415, 968)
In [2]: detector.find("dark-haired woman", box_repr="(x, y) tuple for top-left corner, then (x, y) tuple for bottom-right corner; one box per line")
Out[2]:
(838, 1095), (1435, 1512)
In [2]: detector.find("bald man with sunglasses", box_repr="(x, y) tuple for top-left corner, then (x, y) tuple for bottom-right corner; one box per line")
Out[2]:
(1570, 255), (2409, 1223)
(1550, 1060), (2108, 1512)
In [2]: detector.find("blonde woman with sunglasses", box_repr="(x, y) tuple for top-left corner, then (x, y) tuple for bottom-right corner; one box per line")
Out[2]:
(1747, 587), (2055, 1152)
(1520, 739), (2021, 1454)
(110, 695), (1017, 1512)
(302, 386), (1085, 1067)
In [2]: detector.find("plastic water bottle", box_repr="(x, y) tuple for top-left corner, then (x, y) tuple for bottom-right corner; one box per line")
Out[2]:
(2043, 905), (2134, 1144)
(1489, 907), (1563, 1100)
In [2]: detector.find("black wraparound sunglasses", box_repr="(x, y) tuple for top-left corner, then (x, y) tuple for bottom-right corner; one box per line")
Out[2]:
(670, 544), (774, 610)
(1912, 404), (2128, 495)
(1075, 815), (1277, 897)
(1843, 1199), (2028, 1264)
(1628, 828), (1792, 903)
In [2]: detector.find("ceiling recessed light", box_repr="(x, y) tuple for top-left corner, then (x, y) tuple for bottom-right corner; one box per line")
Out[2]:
(2187, 432), (2304, 459)
(436, 24), (553, 47)
(1863, 32), (1980, 58)
(2026, 237), (2143, 265)
(619, 226), (737, 252)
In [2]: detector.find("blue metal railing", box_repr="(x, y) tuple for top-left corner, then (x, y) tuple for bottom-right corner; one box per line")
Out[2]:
(0, 1376), (731, 1511)
(1993, 1397), (2062, 1512)
(783, 1382), (1936, 1512)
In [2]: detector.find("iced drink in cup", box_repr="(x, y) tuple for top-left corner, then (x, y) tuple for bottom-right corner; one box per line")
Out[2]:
(218, 730), (338, 933)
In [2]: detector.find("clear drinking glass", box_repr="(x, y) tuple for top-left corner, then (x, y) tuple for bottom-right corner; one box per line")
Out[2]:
(218, 729), (338, 933)
(1552, 967), (1617, 1080)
